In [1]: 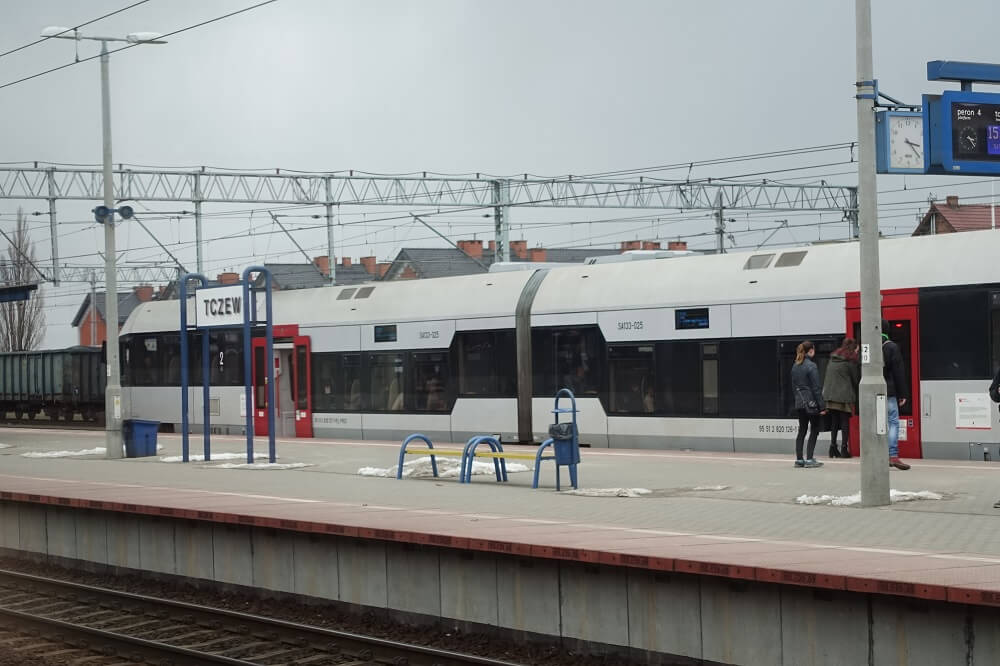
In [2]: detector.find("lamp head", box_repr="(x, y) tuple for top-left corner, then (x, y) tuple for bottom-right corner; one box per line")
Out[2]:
(126, 32), (166, 44)
(40, 26), (74, 39)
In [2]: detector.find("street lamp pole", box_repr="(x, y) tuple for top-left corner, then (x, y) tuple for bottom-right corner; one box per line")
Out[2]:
(99, 39), (123, 458)
(42, 27), (166, 459)
(855, 0), (890, 506)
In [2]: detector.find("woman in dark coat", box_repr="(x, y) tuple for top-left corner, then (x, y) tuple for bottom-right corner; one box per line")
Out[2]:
(822, 338), (860, 458)
(790, 340), (826, 468)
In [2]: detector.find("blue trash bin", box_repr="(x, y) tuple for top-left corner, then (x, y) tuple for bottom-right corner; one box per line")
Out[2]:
(123, 419), (159, 458)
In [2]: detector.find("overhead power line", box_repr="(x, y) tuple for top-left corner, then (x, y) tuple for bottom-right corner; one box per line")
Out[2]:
(0, 0), (152, 61)
(0, 0), (280, 92)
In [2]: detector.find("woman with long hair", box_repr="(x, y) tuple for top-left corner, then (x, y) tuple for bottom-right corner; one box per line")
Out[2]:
(822, 337), (860, 458)
(790, 340), (826, 468)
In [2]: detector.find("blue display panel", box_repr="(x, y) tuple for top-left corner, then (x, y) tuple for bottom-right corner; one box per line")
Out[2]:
(675, 308), (709, 330)
(925, 90), (1000, 175)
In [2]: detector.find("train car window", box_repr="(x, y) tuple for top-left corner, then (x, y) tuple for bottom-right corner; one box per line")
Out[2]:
(606, 345), (656, 414)
(992, 292), (1000, 375)
(337, 288), (357, 300)
(296, 346), (308, 410)
(720, 338), (779, 417)
(120, 335), (132, 386)
(161, 334), (182, 386)
(456, 330), (516, 397)
(254, 344), (266, 409)
(743, 254), (774, 270)
(778, 337), (839, 417)
(532, 327), (603, 397)
(413, 352), (450, 412)
(657, 340), (701, 416)
(209, 330), (243, 386)
(920, 288), (989, 379)
(702, 344), (719, 415)
(368, 352), (406, 411)
(775, 251), (807, 267)
(312, 353), (363, 412)
(131, 334), (161, 387)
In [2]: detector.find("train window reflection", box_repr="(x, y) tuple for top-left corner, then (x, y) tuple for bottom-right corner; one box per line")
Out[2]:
(369, 353), (405, 411)
(607, 345), (655, 414)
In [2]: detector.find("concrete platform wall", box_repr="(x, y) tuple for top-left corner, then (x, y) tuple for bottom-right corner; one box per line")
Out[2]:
(1, 499), (991, 666)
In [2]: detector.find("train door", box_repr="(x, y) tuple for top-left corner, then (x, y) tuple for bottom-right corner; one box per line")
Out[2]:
(845, 288), (922, 458)
(251, 336), (313, 438)
(292, 336), (313, 437)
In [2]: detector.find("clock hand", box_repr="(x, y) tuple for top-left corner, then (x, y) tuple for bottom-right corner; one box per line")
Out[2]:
(904, 138), (920, 148)
(905, 140), (921, 158)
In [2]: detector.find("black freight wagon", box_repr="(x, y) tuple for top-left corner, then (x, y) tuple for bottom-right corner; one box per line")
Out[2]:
(0, 347), (105, 421)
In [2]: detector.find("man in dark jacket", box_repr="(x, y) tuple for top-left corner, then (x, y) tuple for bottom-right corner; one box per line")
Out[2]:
(882, 320), (910, 470)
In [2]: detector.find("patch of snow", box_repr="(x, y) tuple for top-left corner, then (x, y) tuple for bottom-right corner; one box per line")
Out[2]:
(212, 462), (314, 470)
(0, 443), (11, 449)
(693, 485), (730, 491)
(21, 447), (106, 458)
(796, 489), (944, 506)
(160, 452), (249, 463)
(564, 488), (652, 498)
(359, 456), (530, 479)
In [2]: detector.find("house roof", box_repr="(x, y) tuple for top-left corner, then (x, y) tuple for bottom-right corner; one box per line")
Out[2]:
(253, 262), (374, 289)
(913, 200), (1000, 235)
(71, 291), (145, 328)
(383, 246), (624, 280)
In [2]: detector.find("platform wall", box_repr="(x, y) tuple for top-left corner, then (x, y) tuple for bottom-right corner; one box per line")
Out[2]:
(1, 500), (996, 666)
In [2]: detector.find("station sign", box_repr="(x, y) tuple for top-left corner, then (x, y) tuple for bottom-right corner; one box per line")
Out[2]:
(195, 284), (245, 328)
(924, 90), (1000, 175)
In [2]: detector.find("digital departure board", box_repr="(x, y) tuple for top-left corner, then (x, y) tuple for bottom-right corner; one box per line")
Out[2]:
(951, 102), (1000, 160)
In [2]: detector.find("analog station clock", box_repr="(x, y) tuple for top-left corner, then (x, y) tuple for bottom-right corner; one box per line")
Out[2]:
(876, 111), (926, 174)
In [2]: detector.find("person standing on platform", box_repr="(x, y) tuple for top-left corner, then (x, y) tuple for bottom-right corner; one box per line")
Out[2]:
(791, 340), (826, 468)
(882, 320), (911, 471)
(823, 337), (860, 458)
(990, 367), (1000, 508)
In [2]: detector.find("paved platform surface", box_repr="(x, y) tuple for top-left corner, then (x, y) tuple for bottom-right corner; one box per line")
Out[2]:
(4, 427), (1000, 606)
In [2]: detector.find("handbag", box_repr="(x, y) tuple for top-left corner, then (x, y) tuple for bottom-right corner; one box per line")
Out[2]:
(795, 386), (820, 415)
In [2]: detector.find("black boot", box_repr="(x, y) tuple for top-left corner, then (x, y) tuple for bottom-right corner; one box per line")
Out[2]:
(829, 442), (840, 458)
(840, 443), (852, 458)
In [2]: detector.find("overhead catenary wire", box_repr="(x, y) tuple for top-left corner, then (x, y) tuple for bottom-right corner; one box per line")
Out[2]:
(0, 0), (281, 92)
(0, 0), (153, 61)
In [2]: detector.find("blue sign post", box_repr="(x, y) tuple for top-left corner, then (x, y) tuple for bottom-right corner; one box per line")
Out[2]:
(179, 274), (211, 463)
(241, 266), (276, 464)
(179, 269), (275, 464)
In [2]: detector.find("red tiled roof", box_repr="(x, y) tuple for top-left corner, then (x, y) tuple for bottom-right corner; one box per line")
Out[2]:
(914, 202), (1000, 235)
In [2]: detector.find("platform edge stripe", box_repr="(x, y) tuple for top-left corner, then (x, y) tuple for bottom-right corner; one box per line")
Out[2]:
(467, 538), (532, 556)
(674, 558), (756, 580)
(755, 567), (847, 591)
(845, 576), (949, 601)
(947, 587), (1000, 607)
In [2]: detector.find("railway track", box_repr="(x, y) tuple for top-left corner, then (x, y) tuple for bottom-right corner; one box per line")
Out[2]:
(0, 569), (520, 665)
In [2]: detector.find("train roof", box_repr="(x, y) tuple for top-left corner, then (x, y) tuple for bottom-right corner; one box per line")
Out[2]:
(530, 230), (1000, 314)
(120, 230), (1000, 335)
(120, 268), (533, 334)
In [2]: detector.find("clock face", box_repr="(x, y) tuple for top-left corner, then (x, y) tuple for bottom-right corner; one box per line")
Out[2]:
(888, 114), (924, 170)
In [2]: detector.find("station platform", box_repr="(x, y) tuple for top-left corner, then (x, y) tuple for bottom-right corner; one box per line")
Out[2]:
(3, 426), (1000, 664)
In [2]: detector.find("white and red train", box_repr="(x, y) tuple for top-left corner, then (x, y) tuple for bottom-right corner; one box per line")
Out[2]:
(119, 229), (1000, 460)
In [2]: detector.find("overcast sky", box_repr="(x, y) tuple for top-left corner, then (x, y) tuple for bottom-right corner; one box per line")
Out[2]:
(1, 0), (998, 347)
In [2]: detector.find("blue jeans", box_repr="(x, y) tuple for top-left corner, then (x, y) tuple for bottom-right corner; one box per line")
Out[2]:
(887, 397), (899, 458)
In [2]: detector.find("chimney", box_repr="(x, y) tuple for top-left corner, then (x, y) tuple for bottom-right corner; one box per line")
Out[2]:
(528, 247), (547, 262)
(360, 256), (377, 274)
(133, 285), (154, 302)
(946, 195), (959, 209)
(457, 239), (483, 258)
(620, 240), (642, 252)
(509, 240), (527, 259)
(217, 272), (239, 285)
(342, 257), (352, 268)
(667, 241), (688, 251)
(641, 241), (661, 250)
(312, 255), (330, 276)
(488, 240), (496, 253)
(376, 262), (390, 278)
